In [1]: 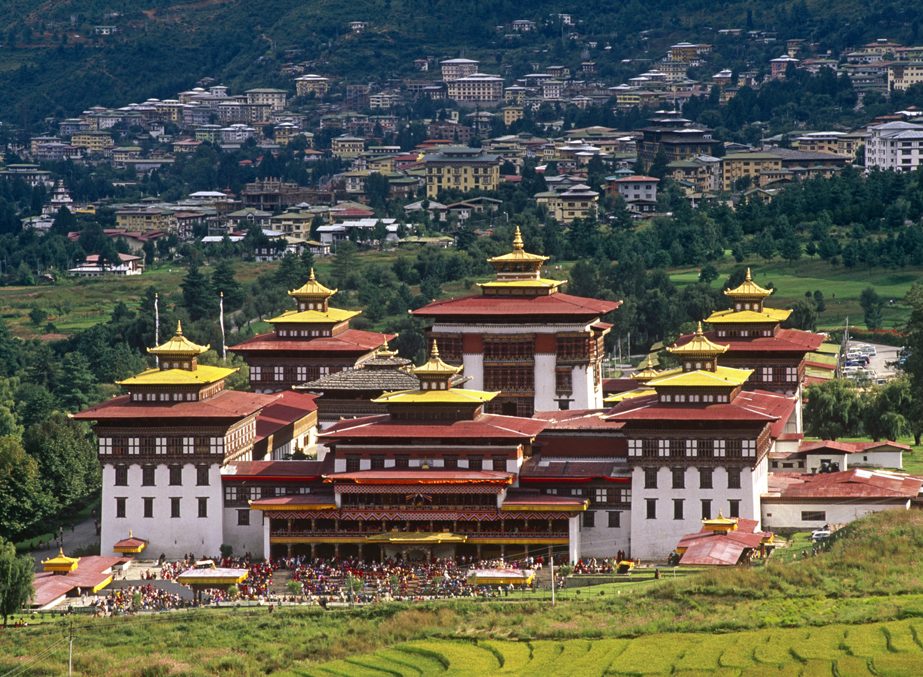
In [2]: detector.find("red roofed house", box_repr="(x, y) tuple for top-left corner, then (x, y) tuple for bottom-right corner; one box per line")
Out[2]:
(761, 469), (923, 531)
(675, 515), (774, 566)
(412, 227), (621, 415)
(231, 270), (393, 394)
(75, 323), (319, 559)
(249, 342), (589, 563)
(770, 440), (909, 474)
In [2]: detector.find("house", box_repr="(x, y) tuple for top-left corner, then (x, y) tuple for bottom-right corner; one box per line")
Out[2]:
(69, 253), (143, 277)
(606, 175), (659, 211)
(535, 185), (599, 223)
(295, 75), (330, 97)
(865, 121), (923, 172)
(115, 208), (177, 233)
(440, 58), (480, 82)
(769, 440), (910, 474)
(761, 470), (923, 532)
(447, 73), (505, 104)
(246, 89), (287, 112)
(331, 135), (366, 159)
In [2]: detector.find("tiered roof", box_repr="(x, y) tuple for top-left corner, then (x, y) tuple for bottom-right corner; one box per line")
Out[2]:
(706, 268), (790, 323)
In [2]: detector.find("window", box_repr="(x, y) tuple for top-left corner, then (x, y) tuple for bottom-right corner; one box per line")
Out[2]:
(198, 497), (208, 518)
(727, 468), (741, 489)
(583, 511), (595, 528)
(673, 499), (684, 520)
(142, 466), (156, 486)
(394, 455), (409, 468)
(169, 466), (183, 486)
(144, 497), (154, 518)
(115, 467), (128, 486)
(346, 455), (361, 472)
(468, 457), (483, 471)
(701, 499), (711, 520)
(238, 509), (250, 526)
(371, 455), (385, 470)
(729, 500), (740, 518)
(646, 499), (657, 520)
(444, 456), (458, 469)
(801, 511), (826, 522)
(116, 497), (126, 518)
(672, 468), (685, 489)
(196, 466), (210, 486)
(594, 488), (608, 504)
(700, 468), (713, 489)
(274, 366), (284, 381)
(644, 468), (658, 489)
(491, 456), (508, 471)
(608, 511), (621, 528)
(555, 367), (573, 393)
(171, 498), (181, 518)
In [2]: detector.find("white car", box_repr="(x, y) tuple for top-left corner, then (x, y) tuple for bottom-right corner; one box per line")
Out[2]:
(811, 530), (830, 541)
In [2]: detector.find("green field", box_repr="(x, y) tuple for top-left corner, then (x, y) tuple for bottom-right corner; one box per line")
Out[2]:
(669, 258), (923, 331)
(297, 622), (923, 677)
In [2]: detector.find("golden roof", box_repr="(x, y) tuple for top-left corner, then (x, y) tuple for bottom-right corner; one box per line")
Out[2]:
(411, 340), (464, 377)
(478, 279), (566, 290)
(42, 548), (80, 572)
(702, 510), (738, 531)
(268, 307), (359, 325)
(667, 323), (728, 358)
(119, 364), (236, 387)
(373, 389), (498, 405)
(366, 532), (468, 544)
(724, 268), (773, 301)
(645, 365), (752, 388)
(148, 322), (209, 357)
(604, 388), (656, 403)
(288, 268), (336, 299)
(487, 226), (549, 265)
(706, 307), (791, 324)
(630, 355), (661, 381)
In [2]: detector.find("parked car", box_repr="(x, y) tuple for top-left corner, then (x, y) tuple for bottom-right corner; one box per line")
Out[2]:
(811, 530), (830, 541)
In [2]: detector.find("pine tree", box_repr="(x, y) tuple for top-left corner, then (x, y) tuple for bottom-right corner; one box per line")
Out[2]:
(54, 352), (98, 412)
(22, 413), (100, 512)
(211, 260), (244, 310)
(181, 261), (217, 321)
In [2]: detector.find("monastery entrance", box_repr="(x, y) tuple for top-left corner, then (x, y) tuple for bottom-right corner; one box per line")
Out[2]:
(401, 545), (431, 561)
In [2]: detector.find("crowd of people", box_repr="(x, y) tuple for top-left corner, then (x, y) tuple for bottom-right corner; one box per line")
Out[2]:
(90, 584), (189, 616)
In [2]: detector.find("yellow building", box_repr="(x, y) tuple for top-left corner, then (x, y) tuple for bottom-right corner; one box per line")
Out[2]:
(115, 208), (177, 232)
(72, 131), (113, 153)
(331, 135), (365, 159)
(534, 185), (599, 223)
(888, 62), (923, 92)
(295, 75), (330, 97)
(502, 106), (524, 126)
(794, 132), (866, 161)
(720, 152), (783, 191)
(422, 147), (501, 198)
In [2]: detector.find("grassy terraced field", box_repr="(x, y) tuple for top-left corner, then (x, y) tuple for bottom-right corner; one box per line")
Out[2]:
(296, 619), (923, 676)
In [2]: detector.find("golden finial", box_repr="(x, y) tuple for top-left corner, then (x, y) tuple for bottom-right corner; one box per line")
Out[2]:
(431, 339), (439, 358)
(309, 268), (316, 281)
(512, 225), (524, 250)
(695, 321), (703, 335)
(717, 509), (724, 518)
(645, 355), (653, 369)
(745, 268), (752, 281)
(59, 547), (65, 557)
(176, 320), (183, 335)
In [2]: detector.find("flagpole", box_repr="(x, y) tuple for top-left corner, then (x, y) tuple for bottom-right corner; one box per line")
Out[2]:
(154, 292), (160, 368)
(220, 291), (226, 360)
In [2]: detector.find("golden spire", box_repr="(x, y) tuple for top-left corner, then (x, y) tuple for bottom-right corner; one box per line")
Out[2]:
(512, 225), (524, 250)
(411, 339), (463, 377)
(310, 268), (316, 280)
(148, 321), (209, 357)
(176, 320), (183, 335)
(745, 268), (752, 281)
(431, 339), (439, 358)
(375, 337), (398, 358)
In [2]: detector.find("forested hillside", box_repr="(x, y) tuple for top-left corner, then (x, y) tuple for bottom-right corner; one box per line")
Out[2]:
(0, 0), (922, 125)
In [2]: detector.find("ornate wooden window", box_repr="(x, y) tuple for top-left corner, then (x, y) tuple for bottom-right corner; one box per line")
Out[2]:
(484, 365), (534, 391)
(641, 439), (658, 459)
(484, 335), (533, 360)
(556, 334), (591, 360)
(555, 367), (573, 393)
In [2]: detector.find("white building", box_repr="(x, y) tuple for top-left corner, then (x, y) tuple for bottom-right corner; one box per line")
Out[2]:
(865, 121), (923, 172)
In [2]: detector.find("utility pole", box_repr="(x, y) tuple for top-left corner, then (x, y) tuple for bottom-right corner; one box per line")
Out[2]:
(550, 555), (555, 607)
(68, 620), (75, 676)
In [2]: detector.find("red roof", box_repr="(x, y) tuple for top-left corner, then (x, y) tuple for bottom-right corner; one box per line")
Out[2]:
(255, 390), (318, 441)
(250, 494), (337, 508)
(677, 518), (770, 566)
(85, 253), (141, 263)
(611, 175), (660, 182)
(519, 458), (629, 483)
(675, 328), (825, 353)
(32, 556), (130, 607)
(412, 293), (620, 321)
(223, 457), (333, 482)
(74, 390), (279, 421)
(798, 440), (910, 454)
(326, 470), (513, 484)
(321, 413), (547, 441)
(231, 330), (394, 355)
(604, 390), (796, 429)
(112, 536), (147, 549)
(602, 378), (638, 394)
(334, 207), (375, 217)
(767, 469), (923, 500)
